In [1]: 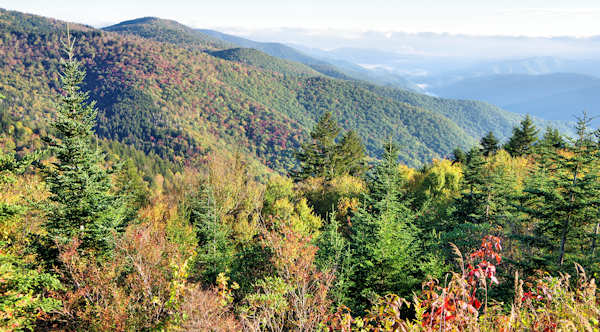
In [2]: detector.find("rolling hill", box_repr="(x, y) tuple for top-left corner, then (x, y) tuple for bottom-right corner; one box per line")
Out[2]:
(196, 28), (353, 80)
(431, 73), (600, 121)
(103, 16), (236, 51)
(208, 48), (321, 77)
(0, 9), (552, 174)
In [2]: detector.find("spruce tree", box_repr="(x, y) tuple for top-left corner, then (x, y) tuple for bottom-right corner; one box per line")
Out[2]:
(315, 212), (352, 307)
(504, 115), (539, 157)
(539, 127), (565, 149)
(449, 147), (491, 250)
(480, 131), (499, 156)
(293, 112), (341, 180)
(187, 183), (234, 285)
(347, 141), (424, 313)
(43, 35), (124, 252)
(523, 114), (600, 267)
(334, 130), (367, 177)
(451, 147), (467, 164)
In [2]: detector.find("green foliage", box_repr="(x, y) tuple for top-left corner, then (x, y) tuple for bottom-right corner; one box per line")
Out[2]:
(347, 142), (441, 313)
(315, 213), (353, 306)
(480, 131), (500, 156)
(209, 48), (321, 77)
(43, 38), (125, 252)
(521, 113), (600, 269)
(0, 150), (62, 331)
(293, 113), (367, 182)
(504, 115), (540, 157)
(186, 184), (235, 285)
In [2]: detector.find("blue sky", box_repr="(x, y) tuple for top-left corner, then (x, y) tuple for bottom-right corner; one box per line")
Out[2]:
(4, 0), (600, 37)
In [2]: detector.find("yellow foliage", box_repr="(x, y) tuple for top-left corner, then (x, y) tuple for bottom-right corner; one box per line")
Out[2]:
(413, 159), (463, 202)
(488, 150), (530, 191)
(328, 174), (366, 197)
(205, 152), (264, 242)
(271, 197), (322, 237)
(0, 174), (47, 256)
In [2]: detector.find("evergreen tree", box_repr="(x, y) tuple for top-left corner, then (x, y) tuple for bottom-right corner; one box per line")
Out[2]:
(334, 130), (367, 177)
(187, 183), (234, 285)
(480, 131), (499, 156)
(293, 112), (341, 180)
(539, 127), (566, 150)
(368, 141), (404, 205)
(449, 147), (492, 250)
(315, 212), (352, 307)
(451, 147), (467, 164)
(504, 115), (539, 157)
(523, 114), (600, 267)
(293, 113), (367, 180)
(43, 36), (124, 252)
(347, 141), (427, 313)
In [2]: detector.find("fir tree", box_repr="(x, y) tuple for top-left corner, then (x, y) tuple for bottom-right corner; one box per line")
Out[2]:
(315, 212), (352, 307)
(504, 115), (539, 157)
(187, 183), (234, 285)
(347, 141), (425, 313)
(449, 147), (492, 250)
(523, 113), (600, 267)
(480, 131), (499, 156)
(539, 127), (566, 150)
(293, 112), (341, 180)
(43, 34), (125, 252)
(368, 141), (404, 206)
(293, 113), (367, 180)
(334, 130), (367, 177)
(451, 147), (467, 164)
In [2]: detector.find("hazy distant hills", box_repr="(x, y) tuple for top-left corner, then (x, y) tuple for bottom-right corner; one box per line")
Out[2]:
(103, 17), (236, 51)
(197, 29), (353, 80)
(198, 29), (419, 90)
(208, 48), (322, 77)
(430, 73), (600, 121)
(1, 9), (559, 172)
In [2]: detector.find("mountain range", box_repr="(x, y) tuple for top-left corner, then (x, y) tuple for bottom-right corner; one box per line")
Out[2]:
(0, 9), (561, 175)
(430, 73), (600, 121)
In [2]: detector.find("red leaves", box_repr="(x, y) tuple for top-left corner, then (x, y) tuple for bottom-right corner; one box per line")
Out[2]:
(417, 235), (503, 331)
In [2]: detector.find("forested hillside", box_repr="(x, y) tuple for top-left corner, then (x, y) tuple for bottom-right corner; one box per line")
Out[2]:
(2, 7), (600, 332)
(208, 47), (322, 77)
(1, 8), (532, 171)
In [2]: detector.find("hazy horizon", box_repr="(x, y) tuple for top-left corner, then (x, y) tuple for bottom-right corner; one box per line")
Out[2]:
(5, 0), (600, 38)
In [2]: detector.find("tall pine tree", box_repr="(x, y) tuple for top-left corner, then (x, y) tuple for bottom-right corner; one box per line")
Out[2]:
(293, 113), (366, 180)
(43, 34), (125, 252)
(480, 131), (500, 157)
(504, 115), (539, 157)
(523, 114), (600, 267)
(347, 141), (428, 313)
(293, 112), (341, 180)
(334, 130), (367, 177)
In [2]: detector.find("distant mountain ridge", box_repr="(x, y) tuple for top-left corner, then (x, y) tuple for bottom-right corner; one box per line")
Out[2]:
(197, 28), (354, 80)
(431, 73), (600, 121)
(103, 16), (237, 50)
(0, 9), (559, 172)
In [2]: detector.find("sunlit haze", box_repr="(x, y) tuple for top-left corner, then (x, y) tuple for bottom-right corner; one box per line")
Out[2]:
(5, 0), (600, 37)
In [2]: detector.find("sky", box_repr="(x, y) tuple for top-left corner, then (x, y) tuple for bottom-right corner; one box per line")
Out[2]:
(4, 0), (600, 37)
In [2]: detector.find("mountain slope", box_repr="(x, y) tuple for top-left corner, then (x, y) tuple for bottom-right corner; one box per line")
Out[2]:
(196, 29), (354, 80)
(107, 18), (542, 137)
(208, 48), (321, 77)
(1, 10), (549, 171)
(431, 73), (600, 121)
(103, 16), (235, 50)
